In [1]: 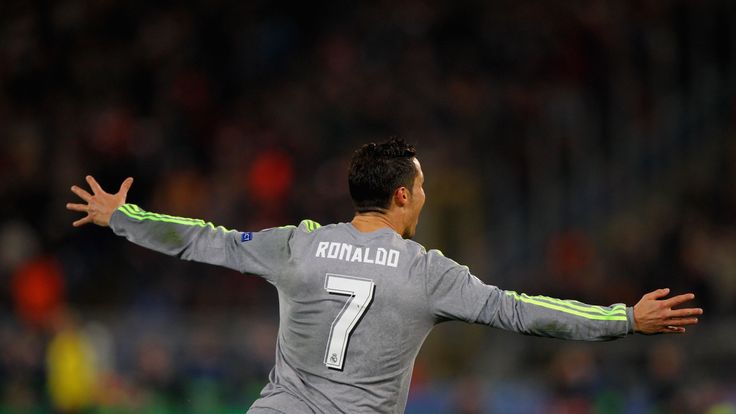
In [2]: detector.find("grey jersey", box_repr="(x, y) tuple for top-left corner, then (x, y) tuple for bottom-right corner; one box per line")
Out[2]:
(110, 204), (635, 414)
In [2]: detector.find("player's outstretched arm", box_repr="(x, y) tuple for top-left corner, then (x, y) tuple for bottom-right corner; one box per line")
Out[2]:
(67, 174), (232, 265)
(66, 175), (294, 281)
(67, 175), (134, 227)
(481, 287), (702, 340)
(426, 248), (702, 340)
(632, 288), (702, 334)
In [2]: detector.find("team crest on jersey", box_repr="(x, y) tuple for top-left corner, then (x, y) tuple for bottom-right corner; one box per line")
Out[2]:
(241, 232), (253, 242)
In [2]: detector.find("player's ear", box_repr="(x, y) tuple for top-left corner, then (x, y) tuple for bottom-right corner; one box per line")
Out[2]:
(394, 186), (409, 207)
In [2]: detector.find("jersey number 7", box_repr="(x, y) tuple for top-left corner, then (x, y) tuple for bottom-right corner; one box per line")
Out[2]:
(323, 274), (375, 370)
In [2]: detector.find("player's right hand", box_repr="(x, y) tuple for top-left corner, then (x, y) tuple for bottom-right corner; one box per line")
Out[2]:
(632, 288), (703, 334)
(66, 175), (134, 227)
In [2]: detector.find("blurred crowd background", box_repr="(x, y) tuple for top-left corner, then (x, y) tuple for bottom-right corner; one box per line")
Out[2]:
(1, 0), (735, 413)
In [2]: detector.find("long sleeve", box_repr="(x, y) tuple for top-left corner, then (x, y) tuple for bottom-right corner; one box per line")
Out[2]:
(424, 249), (634, 340)
(109, 203), (295, 284)
(476, 289), (634, 341)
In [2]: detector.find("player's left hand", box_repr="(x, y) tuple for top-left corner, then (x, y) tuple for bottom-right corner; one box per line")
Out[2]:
(66, 175), (134, 227)
(633, 288), (703, 334)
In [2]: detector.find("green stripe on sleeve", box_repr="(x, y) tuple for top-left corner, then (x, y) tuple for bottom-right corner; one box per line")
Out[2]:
(531, 295), (626, 316)
(117, 204), (233, 232)
(505, 291), (628, 321)
(301, 219), (321, 233)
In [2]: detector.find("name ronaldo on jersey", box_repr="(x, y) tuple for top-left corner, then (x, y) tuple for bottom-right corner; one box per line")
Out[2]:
(315, 241), (400, 267)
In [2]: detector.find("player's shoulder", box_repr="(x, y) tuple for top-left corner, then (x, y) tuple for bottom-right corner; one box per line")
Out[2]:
(402, 238), (428, 255)
(258, 219), (331, 234)
(405, 240), (468, 271)
(248, 220), (334, 251)
(402, 238), (442, 257)
(289, 219), (342, 237)
(294, 219), (344, 234)
(296, 218), (325, 233)
(402, 239), (450, 265)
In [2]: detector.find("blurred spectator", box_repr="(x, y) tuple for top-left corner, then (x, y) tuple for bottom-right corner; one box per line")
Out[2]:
(645, 340), (686, 413)
(46, 310), (97, 413)
(11, 256), (64, 329)
(547, 344), (600, 414)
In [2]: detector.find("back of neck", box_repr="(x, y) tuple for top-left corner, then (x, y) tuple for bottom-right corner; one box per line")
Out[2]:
(351, 212), (398, 234)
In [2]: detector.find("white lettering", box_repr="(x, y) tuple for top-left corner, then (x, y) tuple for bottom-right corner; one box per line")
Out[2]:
(316, 241), (401, 268)
(375, 248), (387, 265)
(316, 242), (328, 258)
(327, 242), (340, 258)
(363, 248), (374, 263)
(351, 247), (363, 262)
(339, 243), (353, 261)
(387, 250), (399, 267)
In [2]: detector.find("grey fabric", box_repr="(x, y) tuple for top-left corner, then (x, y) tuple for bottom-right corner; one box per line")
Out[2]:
(110, 205), (634, 414)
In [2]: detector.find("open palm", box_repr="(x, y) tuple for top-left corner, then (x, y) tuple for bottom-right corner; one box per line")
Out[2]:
(66, 175), (134, 227)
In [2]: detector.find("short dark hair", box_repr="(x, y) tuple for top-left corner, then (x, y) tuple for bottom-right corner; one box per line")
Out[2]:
(348, 137), (418, 213)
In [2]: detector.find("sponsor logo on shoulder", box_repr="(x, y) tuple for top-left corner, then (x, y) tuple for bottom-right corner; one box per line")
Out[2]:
(241, 232), (253, 242)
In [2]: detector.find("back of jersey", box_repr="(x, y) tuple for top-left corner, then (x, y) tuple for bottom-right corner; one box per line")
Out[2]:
(110, 205), (634, 414)
(251, 222), (435, 414)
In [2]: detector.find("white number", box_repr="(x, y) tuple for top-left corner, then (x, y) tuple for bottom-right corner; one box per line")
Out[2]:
(323, 274), (375, 370)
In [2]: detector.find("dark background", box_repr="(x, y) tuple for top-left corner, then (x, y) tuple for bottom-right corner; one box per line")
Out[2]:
(1, 1), (735, 412)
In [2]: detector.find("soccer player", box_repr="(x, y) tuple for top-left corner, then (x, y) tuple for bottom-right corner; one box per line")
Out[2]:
(67, 138), (702, 414)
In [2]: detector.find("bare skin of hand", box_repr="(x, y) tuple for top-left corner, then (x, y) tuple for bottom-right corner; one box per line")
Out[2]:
(633, 288), (703, 334)
(66, 175), (134, 227)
